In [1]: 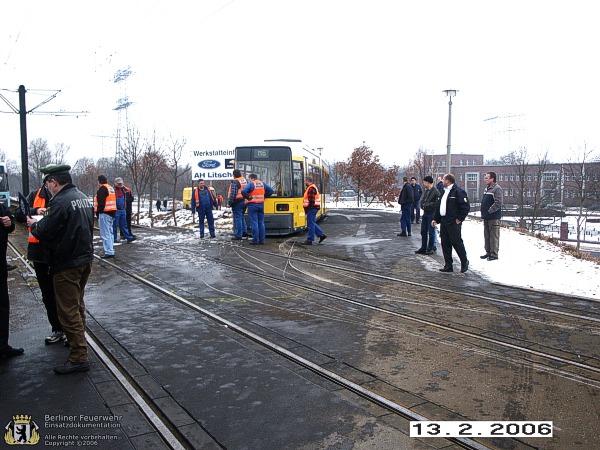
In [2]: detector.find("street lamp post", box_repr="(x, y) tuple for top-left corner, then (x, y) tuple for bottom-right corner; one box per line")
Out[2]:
(443, 89), (458, 174)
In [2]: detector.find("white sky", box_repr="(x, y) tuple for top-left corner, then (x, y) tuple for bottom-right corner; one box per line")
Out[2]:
(2, 0), (599, 168)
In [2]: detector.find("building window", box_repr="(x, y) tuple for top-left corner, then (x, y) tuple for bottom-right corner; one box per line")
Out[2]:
(527, 174), (532, 181)
(516, 174), (520, 181)
(473, 159), (476, 165)
(459, 174), (463, 181)
(459, 159), (463, 166)
(543, 172), (557, 181)
(510, 174), (514, 181)
(467, 173), (478, 181)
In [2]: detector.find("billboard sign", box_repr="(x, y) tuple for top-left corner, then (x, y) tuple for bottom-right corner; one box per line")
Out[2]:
(190, 149), (235, 180)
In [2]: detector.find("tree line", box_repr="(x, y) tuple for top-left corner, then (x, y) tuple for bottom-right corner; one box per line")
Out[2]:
(2, 124), (195, 227)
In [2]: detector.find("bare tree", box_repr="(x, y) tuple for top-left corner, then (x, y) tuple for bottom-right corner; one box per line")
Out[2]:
(71, 158), (99, 196)
(164, 134), (190, 226)
(28, 138), (52, 189)
(405, 147), (442, 181)
(562, 144), (598, 250)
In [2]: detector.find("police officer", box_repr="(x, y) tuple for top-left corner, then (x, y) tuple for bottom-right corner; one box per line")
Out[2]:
(27, 164), (95, 374)
(241, 173), (274, 245)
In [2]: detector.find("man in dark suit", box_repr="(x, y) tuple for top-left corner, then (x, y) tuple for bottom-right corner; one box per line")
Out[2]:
(432, 174), (470, 273)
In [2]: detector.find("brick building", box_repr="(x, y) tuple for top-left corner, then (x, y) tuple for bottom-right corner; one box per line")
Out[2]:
(429, 154), (600, 208)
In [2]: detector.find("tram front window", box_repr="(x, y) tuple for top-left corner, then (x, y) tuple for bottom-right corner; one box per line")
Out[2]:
(235, 147), (293, 197)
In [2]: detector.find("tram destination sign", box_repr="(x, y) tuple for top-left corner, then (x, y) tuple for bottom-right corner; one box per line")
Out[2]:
(190, 149), (235, 180)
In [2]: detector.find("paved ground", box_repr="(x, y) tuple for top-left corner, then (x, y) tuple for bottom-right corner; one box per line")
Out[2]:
(3, 211), (599, 449)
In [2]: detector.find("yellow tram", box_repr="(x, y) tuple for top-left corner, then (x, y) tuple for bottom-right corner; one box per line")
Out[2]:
(234, 139), (329, 236)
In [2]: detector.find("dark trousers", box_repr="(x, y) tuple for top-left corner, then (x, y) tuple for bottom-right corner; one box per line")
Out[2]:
(54, 263), (92, 363)
(232, 202), (246, 238)
(125, 207), (133, 236)
(400, 204), (412, 233)
(197, 207), (215, 237)
(440, 219), (468, 268)
(420, 212), (435, 251)
(34, 261), (62, 332)
(0, 263), (9, 350)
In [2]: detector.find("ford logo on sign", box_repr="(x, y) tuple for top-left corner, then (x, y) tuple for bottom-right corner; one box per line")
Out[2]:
(199, 160), (220, 169)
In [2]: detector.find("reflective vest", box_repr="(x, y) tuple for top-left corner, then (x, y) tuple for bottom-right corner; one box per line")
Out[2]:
(194, 186), (216, 206)
(303, 183), (321, 208)
(228, 177), (247, 200)
(94, 183), (117, 212)
(28, 188), (47, 244)
(246, 180), (265, 204)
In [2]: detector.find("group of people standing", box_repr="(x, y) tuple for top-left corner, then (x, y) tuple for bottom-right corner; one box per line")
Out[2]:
(191, 170), (327, 246)
(399, 172), (503, 274)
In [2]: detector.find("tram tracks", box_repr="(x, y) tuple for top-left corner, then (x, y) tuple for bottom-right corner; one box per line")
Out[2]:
(9, 227), (597, 449)
(144, 237), (600, 388)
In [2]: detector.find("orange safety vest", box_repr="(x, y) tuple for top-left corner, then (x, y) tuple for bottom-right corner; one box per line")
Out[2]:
(246, 180), (265, 204)
(28, 188), (47, 244)
(194, 186), (216, 206)
(228, 177), (248, 201)
(303, 183), (321, 208)
(94, 183), (117, 212)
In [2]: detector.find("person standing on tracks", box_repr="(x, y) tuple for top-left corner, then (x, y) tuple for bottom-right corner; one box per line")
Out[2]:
(410, 177), (423, 224)
(27, 164), (94, 374)
(118, 177), (136, 240)
(112, 177), (136, 244)
(94, 175), (117, 259)
(301, 176), (327, 245)
(241, 173), (274, 245)
(414, 176), (439, 255)
(397, 176), (414, 237)
(15, 182), (66, 345)
(480, 171), (503, 261)
(227, 169), (248, 241)
(432, 173), (470, 273)
(191, 179), (218, 239)
(0, 198), (20, 359)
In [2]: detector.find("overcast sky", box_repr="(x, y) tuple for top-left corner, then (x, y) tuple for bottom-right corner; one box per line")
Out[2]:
(1, 0), (599, 169)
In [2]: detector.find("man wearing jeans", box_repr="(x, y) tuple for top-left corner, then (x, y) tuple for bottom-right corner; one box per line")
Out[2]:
(28, 164), (94, 374)
(241, 173), (274, 245)
(112, 177), (136, 244)
(301, 176), (327, 245)
(94, 175), (116, 259)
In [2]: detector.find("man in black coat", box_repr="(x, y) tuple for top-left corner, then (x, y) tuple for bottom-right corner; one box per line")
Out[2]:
(432, 174), (470, 273)
(410, 177), (423, 223)
(0, 201), (20, 359)
(397, 177), (414, 237)
(27, 164), (95, 374)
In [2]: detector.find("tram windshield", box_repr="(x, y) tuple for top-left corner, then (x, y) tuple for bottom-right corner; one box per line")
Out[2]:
(235, 146), (293, 197)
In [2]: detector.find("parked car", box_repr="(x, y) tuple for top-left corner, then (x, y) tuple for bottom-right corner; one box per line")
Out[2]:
(339, 190), (357, 201)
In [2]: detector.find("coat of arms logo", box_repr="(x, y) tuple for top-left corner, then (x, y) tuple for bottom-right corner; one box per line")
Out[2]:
(4, 415), (40, 445)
